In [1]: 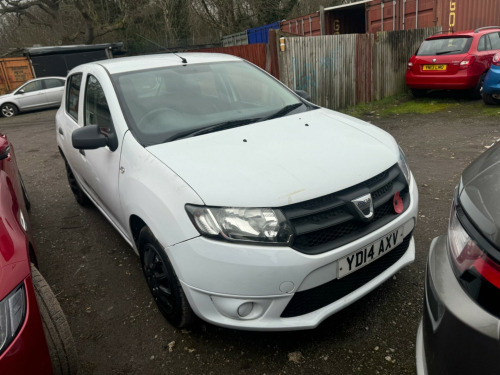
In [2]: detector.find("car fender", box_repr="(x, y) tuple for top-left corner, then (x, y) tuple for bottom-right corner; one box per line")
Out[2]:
(119, 131), (204, 253)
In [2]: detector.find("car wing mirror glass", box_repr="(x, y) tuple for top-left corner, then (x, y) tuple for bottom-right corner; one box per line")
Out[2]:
(0, 137), (10, 160)
(16, 89), (25, 95)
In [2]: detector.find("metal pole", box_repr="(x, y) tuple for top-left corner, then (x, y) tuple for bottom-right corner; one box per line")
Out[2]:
(416, 0), (419, 28)
(403, 0), (406, 30)
(381, 2), (384, 31)
(393, 0), (396, 30)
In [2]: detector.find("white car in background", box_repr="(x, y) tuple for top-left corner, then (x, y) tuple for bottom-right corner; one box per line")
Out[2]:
(56, 53), (418, 331)
(0, 76), (65, 117)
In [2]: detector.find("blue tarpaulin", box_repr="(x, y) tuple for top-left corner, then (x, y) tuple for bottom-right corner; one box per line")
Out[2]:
(247, 21), (281, 44)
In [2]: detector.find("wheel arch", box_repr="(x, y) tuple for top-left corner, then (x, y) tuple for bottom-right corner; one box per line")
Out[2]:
(130, 215), (148, 250)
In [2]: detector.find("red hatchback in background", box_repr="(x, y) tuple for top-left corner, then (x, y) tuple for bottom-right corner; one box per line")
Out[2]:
(406, 26), (500, 98)
(0, 133), (77, 374)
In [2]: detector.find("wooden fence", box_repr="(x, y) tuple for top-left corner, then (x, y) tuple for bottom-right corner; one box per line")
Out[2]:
(278, 27), (441, 109)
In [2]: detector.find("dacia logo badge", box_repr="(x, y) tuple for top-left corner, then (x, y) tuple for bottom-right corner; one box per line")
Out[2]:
(351, 193), (374, 221)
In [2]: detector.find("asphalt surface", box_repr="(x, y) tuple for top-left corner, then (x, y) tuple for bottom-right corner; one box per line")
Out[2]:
(0, 102), (498, 375)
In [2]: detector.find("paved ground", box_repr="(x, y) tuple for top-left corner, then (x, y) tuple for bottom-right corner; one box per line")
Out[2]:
(0, 101), (498, 375)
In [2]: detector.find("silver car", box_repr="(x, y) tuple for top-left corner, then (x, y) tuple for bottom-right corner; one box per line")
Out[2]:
(0, 77), (65, 117)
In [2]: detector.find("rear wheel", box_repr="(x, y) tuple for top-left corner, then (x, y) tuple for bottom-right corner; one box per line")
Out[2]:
(31, 264), (78, 375)
(64, 160), (91, 206)
(139, 227), (195, 328)
(411, 89), (427, 98)
(483, 92), (500, 105)
(0, 103), (18, 117)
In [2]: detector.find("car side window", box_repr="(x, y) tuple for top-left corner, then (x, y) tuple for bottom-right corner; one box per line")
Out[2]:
(20, 80), (43, 93)
(488, 32), (500, 50)
(43, 79), (64, 89)
(66, 74), (82, 121)
(84, 75), (113, 131)
(478, 35), (487, 51)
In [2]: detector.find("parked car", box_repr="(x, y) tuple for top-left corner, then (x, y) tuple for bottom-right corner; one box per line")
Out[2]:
(0, 77), (65, 118)
(0, 133), (77, 374)
(406, 26), (500, 98)
(416, 142), (500, 374)
(482, 52), (500, 104)
(57, 53), (418, 330)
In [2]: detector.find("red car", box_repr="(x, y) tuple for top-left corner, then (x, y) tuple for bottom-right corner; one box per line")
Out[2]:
(0, 133), (77, 374)
(406, 26), (500, 98)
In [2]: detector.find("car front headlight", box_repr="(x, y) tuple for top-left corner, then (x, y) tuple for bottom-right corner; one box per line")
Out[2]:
(398, 147), (411, 183)
(0, 283), (26, 354)
(186, 205), (294, 244)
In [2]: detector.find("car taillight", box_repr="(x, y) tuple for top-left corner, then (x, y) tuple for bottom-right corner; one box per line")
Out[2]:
(448, 198), (500, 318)
(459, 55), (476, 69)
(407, 61), (413, 70)
(492, 53), (500, 67)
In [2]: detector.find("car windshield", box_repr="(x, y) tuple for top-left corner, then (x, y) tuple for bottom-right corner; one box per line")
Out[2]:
(416, 36), (472, 56)
(113, 61), (311, 145)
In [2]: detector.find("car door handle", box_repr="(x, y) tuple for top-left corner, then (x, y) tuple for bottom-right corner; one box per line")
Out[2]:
(79, 149), (86, 156)
(58, 128), (64, 135)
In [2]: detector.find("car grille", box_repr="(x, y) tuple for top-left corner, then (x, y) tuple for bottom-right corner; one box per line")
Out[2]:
(281, 164), (410, 255)
(281, 231), (413, 318)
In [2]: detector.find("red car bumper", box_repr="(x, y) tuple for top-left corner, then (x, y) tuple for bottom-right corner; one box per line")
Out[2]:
(0, 276), (53, 374)
(405, 70), (480, 90)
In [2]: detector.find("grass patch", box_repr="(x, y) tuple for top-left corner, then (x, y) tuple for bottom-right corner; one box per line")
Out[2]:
(342, 93), (461, 118)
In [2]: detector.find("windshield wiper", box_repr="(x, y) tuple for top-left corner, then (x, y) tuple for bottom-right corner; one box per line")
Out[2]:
(435, 49), (463, 55)
(169, 117), (261, 141)
(260, 103), (304, 122)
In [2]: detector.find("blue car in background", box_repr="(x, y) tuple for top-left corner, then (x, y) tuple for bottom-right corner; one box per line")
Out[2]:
(483, 52), (500, 105)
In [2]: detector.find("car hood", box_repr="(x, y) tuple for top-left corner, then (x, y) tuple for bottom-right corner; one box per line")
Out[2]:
(459, 142), (500, 247)
(147, 108), (400, 207)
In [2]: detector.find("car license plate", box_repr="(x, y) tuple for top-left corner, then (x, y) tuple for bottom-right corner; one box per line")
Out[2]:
(423, 64), (447, 71)
(337, 227), (405, 279)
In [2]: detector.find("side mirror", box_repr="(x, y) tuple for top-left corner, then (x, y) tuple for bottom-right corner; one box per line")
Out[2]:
(294, 90), (311, 101)
(72, 125), (108, 150)
(16, 89), (25, 95)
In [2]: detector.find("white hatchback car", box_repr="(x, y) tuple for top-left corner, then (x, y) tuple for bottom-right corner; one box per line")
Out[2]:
(56, 53), (418, 330)
(0, 77), (65, 117)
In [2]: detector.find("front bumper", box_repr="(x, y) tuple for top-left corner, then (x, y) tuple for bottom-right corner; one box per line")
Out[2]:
(168, 176), (418, 330)
(0, 276), (52, 374)
(418, 235), (500, 375)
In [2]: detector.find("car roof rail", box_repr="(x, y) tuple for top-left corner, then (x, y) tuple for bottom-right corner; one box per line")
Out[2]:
(474, 26), (500, 33)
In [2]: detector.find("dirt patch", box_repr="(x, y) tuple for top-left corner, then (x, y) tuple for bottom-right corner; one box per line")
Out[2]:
(0, 100), (498, 374)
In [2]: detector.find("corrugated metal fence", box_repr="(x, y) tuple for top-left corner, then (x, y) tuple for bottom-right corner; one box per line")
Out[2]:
(279, 27), (441, 109)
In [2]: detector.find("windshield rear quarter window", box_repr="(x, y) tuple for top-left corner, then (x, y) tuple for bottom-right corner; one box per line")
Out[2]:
(66, 74), (82, 121)
(417, 37), (472, 56)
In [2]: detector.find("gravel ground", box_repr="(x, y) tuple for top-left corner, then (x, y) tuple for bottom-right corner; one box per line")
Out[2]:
(0, 101), (498, 375)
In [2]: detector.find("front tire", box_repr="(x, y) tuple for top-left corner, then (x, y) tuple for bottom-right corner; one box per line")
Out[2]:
(470, 73), (486, 99)
(1, 103), (18, 117)
(483, 92), (500, 105)
(139, 227), (195, 328)
(31, 264), (78, 375)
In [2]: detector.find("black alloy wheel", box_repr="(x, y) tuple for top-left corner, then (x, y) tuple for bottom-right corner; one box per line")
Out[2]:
(139, 227), (195, 328)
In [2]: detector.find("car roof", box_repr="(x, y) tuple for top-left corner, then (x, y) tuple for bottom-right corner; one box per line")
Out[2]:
(426, 27), (500, 40)
(88, 53), (243, 75)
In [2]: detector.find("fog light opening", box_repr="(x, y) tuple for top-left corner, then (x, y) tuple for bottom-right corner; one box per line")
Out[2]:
(237, 302), (254, 317)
